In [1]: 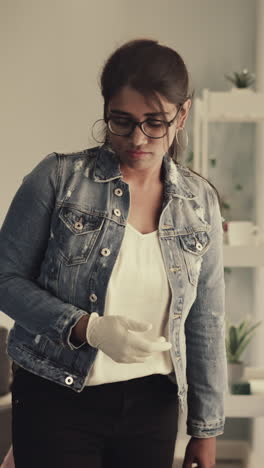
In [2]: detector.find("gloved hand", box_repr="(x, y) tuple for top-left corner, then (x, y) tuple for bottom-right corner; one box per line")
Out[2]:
(86, 313), (172, 364)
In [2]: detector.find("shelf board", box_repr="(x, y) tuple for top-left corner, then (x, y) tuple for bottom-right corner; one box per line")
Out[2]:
(243, 366), (264, 380)
(223, 245), (264, 267)
(196, 90), (264, 122)
(208, 115), (264, 122)
(225, 393), (264, 417)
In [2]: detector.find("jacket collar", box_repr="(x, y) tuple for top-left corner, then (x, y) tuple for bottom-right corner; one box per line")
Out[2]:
(162, 154), (197, 200)
(93, 146), (122, 182)
(92, 145), (197, 200)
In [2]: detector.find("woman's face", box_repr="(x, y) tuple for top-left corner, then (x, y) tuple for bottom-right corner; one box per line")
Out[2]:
(107, 85), (190, 171)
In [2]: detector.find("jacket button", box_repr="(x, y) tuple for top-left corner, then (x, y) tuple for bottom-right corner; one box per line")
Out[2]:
(196, 242), (203, 251)
(114, 188), (123, 197)
(74, 221), (84, 231)
(65, 376), (74, 385)
(113, 208), (121, 217)
(101, 248), (111, 257)
(89, 293), (97, 303)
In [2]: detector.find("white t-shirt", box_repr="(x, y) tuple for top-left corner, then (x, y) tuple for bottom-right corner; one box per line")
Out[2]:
(85, 223), (173, 385)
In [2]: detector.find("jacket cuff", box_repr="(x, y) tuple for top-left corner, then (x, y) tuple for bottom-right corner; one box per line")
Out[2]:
(54, 306), (89, 350)
(187, 418), (225, 438)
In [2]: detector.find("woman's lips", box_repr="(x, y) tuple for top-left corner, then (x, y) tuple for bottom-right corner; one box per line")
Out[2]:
(127, 150), (149, 158)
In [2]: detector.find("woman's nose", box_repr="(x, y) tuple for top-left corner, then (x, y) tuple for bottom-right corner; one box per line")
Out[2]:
(129, 125), (148, 146)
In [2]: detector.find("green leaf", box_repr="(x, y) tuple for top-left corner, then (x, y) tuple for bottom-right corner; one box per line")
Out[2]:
(233, 335), (253, 361)
(237, 320), (247, 338)
(209, 158), (217, 168)
(222, 202), (231, 210)
(225, 319), (262, 362)
(238, 322), (262, 345)
(238, 320), (247, 331)
(225, 70), (255, 88)
(229, 326), (238, 355)
(224, 267), (232, 274)
(187, 151), (193, 163)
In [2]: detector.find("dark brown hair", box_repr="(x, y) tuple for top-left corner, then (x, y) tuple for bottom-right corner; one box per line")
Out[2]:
(100, 39), (221, 205)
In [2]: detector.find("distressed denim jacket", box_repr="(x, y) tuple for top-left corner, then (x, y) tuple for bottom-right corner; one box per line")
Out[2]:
(0, 146), (227, 437)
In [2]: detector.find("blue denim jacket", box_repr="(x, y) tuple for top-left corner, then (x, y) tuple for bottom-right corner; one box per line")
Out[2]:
(0, 146), (227, 437)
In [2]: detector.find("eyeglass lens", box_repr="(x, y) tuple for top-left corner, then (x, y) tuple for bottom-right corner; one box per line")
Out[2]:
(108, 117), (168, 138)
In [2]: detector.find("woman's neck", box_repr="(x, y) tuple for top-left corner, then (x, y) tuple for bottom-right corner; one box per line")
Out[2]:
(120, 163), (163, 188)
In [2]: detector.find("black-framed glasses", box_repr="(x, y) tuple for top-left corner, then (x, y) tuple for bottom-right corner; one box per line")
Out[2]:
(106, 107), (181, 139)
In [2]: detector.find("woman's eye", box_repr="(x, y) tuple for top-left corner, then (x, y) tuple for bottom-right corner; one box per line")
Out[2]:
(146, 120), (163, 128)
(111, 118), (131, 127)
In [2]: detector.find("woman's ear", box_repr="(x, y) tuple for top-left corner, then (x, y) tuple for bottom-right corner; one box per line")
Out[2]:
(178, 99), (192, 128)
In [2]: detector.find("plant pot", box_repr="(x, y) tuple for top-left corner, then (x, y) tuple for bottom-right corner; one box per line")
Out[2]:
(227, 362), (244, 387)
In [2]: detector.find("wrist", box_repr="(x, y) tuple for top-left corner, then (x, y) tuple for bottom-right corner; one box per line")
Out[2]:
(86, 312), (100, 347)
(70, 314), (90, 346)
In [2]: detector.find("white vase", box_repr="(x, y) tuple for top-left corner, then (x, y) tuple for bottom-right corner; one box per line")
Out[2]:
(228, 362), (244, 387)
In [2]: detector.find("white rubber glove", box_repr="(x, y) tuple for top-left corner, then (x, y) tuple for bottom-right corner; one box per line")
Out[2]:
(86, 313), (172, 364)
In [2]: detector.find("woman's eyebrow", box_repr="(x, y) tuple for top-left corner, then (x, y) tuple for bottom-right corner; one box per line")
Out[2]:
(109, 109), (169, 117)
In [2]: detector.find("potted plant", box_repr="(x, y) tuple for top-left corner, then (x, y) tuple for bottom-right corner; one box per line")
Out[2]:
(226, 318), (261, 387)
(225, 68), (255, 89)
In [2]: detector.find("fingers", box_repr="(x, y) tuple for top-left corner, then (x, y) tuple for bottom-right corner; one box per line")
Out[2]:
(122, 335), (172, 363)
(139, 336), (172, 353)
(126, 355), (153, 363)
(157, 336), (166, 342)
(126, 318), (153, 332)
(119, 342), (171, 363)
(128, 332), (172, 354)
(147, 340), (172, 352)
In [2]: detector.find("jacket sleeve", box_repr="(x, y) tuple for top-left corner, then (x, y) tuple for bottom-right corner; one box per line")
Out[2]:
(185, 186), (228, 438)
(0, 153), (88, 349)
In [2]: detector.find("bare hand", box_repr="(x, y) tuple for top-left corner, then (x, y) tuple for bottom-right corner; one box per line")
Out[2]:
(182, 436), (216, 468)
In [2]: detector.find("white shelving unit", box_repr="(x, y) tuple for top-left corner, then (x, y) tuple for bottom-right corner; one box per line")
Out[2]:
(225, 394), (264, 418)
(193, 88), (264, 177)
(223, 245), (264, 267)
(193, 88), (264, 466)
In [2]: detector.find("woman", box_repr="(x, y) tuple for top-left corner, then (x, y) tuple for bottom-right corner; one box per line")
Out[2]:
(0, 39), (227, 468)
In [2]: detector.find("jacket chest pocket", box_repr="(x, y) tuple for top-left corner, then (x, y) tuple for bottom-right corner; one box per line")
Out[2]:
(55, 206), (104, 266)
(178, 231), (210, 286)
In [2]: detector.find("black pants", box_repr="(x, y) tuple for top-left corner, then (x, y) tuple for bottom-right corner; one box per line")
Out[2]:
(12, 368), (179, 468)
